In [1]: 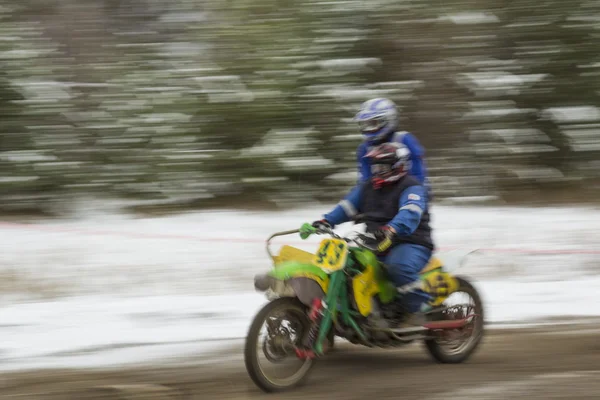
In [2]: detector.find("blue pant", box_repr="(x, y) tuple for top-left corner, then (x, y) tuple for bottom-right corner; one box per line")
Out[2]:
(379, 243), (432, 313)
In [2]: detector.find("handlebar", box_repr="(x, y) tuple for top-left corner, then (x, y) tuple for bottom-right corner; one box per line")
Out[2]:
(265, 225), (377, 259)
(309, 224), (377, 251)
(266, 229), (300, 259)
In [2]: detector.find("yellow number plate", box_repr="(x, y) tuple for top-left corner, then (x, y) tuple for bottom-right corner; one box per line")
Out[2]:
(313, 239), (349, 273)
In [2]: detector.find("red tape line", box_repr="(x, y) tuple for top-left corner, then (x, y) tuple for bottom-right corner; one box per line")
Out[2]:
(1, 221), (599, 255)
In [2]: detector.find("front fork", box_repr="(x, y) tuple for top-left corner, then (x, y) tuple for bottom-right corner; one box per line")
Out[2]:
(296, 270), (367, 359)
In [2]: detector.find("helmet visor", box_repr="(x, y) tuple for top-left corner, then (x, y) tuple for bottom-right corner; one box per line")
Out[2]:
(358, 117), (386, 133)
(371, 163), (393, 177)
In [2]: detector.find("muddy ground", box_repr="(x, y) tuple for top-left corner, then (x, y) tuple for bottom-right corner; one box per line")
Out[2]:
(1, 320), (599, 399)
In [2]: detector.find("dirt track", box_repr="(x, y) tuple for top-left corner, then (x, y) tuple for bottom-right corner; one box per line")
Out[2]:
(2, 320), (600, 399)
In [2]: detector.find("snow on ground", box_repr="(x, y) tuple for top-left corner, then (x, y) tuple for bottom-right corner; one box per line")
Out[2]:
(0, 204), (599, 371)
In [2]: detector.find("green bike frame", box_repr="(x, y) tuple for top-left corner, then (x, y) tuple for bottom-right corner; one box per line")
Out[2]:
(309, 247), (399, 355)
(262, 229), (456, 357)
(265, 243), (396, 356)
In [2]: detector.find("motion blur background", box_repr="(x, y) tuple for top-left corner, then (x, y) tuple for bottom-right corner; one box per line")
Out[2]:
(2, 0), (600, 217)
(2, 3), (600, 394)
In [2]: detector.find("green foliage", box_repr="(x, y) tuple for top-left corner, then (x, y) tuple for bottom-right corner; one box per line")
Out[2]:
(1, 0), (599, 213)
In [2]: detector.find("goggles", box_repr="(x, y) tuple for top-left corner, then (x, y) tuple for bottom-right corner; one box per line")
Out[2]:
(358, 117), (386, 133)
(371, 163), (393, 175)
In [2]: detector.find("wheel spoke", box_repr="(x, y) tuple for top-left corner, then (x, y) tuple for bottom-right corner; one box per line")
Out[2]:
(245, 299), (314, 391)
(434, 287), (482, 356)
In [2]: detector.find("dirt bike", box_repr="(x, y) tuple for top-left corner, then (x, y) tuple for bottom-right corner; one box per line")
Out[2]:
(244, 222), (484, 393)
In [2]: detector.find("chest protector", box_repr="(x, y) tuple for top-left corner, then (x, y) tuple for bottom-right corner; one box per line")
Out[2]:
(359, 176), (434, 250)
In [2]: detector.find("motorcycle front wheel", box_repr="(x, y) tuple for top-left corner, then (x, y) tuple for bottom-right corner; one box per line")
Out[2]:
(244, 297), (314, 392)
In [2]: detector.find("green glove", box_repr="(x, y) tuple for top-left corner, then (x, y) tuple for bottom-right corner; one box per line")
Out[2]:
(299, 222), (317, 240)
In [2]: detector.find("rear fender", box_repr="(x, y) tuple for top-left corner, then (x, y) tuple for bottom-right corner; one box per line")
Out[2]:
(420, 265), (461, 307)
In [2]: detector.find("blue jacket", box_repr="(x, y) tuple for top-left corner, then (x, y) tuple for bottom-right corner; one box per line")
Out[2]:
(323, 181), (428, 238)
(357, 131), (428, 186)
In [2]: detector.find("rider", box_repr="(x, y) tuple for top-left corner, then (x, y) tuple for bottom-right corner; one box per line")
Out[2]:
(354, 98), (430, 191)
(301, 142), (434, 327)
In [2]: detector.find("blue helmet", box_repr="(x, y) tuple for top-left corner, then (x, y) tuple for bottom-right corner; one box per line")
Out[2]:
(354, 98), (399, 145)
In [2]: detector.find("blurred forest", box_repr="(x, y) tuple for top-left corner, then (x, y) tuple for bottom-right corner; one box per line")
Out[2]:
(1, 0), (600, 215)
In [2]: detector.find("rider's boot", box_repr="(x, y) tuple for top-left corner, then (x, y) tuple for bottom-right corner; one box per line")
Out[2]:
(394, 303), (435, 329)
(396, 312), (427, 329)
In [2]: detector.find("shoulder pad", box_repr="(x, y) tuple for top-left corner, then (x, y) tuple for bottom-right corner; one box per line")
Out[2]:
(392, 131), (408, 142)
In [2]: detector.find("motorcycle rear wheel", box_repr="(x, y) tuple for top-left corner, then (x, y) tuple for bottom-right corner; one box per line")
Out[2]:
(424, 276), (484, 363)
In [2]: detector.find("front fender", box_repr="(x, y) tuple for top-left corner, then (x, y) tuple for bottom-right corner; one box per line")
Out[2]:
(268, 261), (329, 294)
(254, 261), (330, 307)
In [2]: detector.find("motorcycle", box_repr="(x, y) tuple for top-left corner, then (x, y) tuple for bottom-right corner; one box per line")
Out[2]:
(244, 221), (484, 393)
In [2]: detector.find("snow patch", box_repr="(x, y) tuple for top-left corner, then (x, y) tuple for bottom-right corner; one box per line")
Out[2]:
(0, 205), (599, 371)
